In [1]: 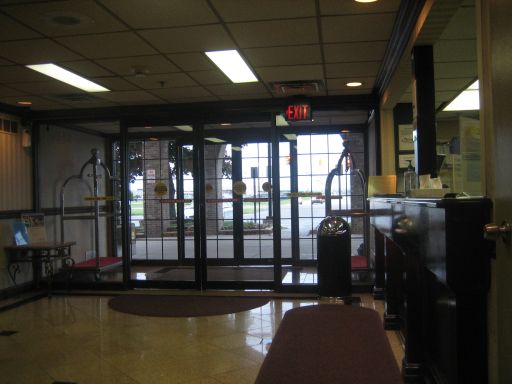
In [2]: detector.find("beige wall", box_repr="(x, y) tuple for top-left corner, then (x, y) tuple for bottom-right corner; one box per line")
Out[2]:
(379, 108), (396, 176)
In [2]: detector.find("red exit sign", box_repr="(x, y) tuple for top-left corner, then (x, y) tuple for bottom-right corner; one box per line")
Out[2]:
(284, 103), (311, 122)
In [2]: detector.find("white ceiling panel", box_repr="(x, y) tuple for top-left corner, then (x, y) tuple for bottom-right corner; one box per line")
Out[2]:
(0, 39), (81, 64)
(255, 65), (324, 83)
(57, 32), (157, 59)
(5, 80), (80, 95)
(324, 41), (388, 63)
(95, 55), (180, 76)
(1, 0), (128, 36)
(0, 13), (42, 40)
(439, 6), (476, 40)
(94, 90), (162, 103)
(228, 19), (319, 48)
(126, 73), (198, 90)
(211, 0), (315, 22)
(320, 0), (401, 15)
(207, 83), (271, 97)
(435, 78), (474, 92)
(325, 61), (381, 78)
(150, 87), (214, 100)
(90, 77), (139, 92)
(244, 45), (322, 67)
(139, 25), (235, 53)
(434, 39), (477, 63)
(0, 84), (26, 97)
(322, 13), (396, 43)
(167, 53), (216, 72)
(435, 61), (477, 79)
(0, 65), (52, 83)
(60, 60), (115, 77)
(188, 71), (229, 86)
(101, 0), (218, 29)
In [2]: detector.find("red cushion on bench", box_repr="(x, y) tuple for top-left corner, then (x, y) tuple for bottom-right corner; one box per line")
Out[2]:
(255, 304), (402, 384)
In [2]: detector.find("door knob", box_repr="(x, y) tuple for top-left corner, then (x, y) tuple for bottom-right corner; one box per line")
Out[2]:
(484, 221), (511, 243)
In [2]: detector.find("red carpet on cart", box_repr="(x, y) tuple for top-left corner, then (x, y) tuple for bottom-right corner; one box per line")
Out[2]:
(70, 257), (122, 269)
(351, 255), (368, 269)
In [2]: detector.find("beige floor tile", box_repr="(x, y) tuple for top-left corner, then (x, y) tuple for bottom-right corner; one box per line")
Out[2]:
(0, 293), (404, 384)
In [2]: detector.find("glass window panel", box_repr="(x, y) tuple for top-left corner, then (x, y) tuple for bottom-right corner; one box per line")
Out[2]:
(297, 135), (311, 154)
(310, 135), (328, 153)
(297, 154), (312, 175)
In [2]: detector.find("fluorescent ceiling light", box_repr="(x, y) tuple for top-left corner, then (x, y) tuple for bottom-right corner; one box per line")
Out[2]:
(443, 80), (480, 111)
(205, 137), (226, 143)
(174, 125), (193, 131)
(276, 114), (289, 127)
(26, 63), (109, 92)
(283, 133), (297, 141)
(205, 50), (257, 83)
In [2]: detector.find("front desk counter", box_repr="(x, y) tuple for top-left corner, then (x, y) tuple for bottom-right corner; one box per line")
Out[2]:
(369, 197), (493, 384)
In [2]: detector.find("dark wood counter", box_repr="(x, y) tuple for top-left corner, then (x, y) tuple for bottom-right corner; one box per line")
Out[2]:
(369, 197), (493, 384)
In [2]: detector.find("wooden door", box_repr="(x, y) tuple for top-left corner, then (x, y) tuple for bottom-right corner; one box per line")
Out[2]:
(478, 1), (512, 382)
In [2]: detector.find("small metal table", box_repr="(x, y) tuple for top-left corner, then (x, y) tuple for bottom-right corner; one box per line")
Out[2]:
(4, 241), (76, 294)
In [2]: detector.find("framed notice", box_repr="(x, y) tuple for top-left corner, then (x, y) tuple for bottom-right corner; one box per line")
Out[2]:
(398, 124), (414, 151)
(398, 154), (416, 169)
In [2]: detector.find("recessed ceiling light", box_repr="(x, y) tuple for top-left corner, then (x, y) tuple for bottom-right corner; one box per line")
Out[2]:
(205, 137), (226, 143)
(283, 133), (297, 141)
(443, 80), (479, 111)
(220, 123), (231, 126)
(276, 115), (289, 127)
(231, 146), (242, 151)
(205, 50), (258, 83)
(346, 81), (363, 87)
(355, 0), (378, 3)
(17, 101), (32, 106)
(148, 137), (159, 141)
(174, 125), (193, 131)
(144, 126), (152, 129)
(26, 63), (109, 92)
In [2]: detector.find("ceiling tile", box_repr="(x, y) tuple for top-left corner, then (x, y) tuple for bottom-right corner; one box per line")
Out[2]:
(150, 87), (213, 100)
(328, 88), (372, 96)
(0, 66), (47, 83)
(139, 25), (235, 53)
(126, 73), (197, 90)
(56, 99), (118, 109)
(101, 0), (218, 28)
(60, 60), (115, 77)
(244, 45), (322, 67)
(6, 80), (80, 95)
(319, 0), (401, 15)
(94, 90), (162, 103)
(218, 93), (273, 101)
(435, 61), (477, 79)
(255, 65), (324, 82)
(0, 84), (26, 97)
(434, 39), (476, 63)
(0, 13), (42, 40)
(211, 0), (315, 22)
(228, 18), (318, 48)
(0, 57), (15, 65)
(322, 14), (396, 43)
(436, 91), (459, 104)
(324, 41), (388, 63)
(0, 95), (68, 109)
(325, 61), (380, 78)
(95, 55), (180, 76)
(167, 53), (215, 72)
(57, 32), (157, 59)
(327, 77), (375, 91)
(91, 77), (139, 91)
(0, 39), (81, 64)
(188, 70), (229, 86)
(207, 83), (270, 97)
(2, 0), (127, 36)
(440, 6), (476, 40)
(435, 78), (474, 92)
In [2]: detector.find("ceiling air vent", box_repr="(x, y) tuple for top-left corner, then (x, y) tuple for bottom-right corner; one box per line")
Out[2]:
(55, 93), (101, 102)
(269, 80), (324, 95)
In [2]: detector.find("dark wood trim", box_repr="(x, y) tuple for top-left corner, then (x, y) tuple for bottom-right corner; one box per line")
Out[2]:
(412, 46), (437, 177)
(28, 95), (378, 125)
(374, 0), (426, 96)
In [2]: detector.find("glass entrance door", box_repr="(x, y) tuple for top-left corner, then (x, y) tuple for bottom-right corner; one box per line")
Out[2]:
(203, 133), (275, 287)
(127, 137), (196, 285)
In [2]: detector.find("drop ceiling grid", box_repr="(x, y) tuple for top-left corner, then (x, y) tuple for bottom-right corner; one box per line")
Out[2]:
(0, 0), (403, 109)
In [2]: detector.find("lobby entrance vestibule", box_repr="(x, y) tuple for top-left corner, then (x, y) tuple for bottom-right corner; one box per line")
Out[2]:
(115, 109), (371, 292)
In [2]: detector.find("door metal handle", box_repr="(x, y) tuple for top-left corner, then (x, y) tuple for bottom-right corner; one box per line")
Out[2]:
(484, 221), (511, 243)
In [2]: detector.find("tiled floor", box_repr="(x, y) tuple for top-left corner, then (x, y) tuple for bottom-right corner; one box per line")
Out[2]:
(0, 293), (404, 384)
